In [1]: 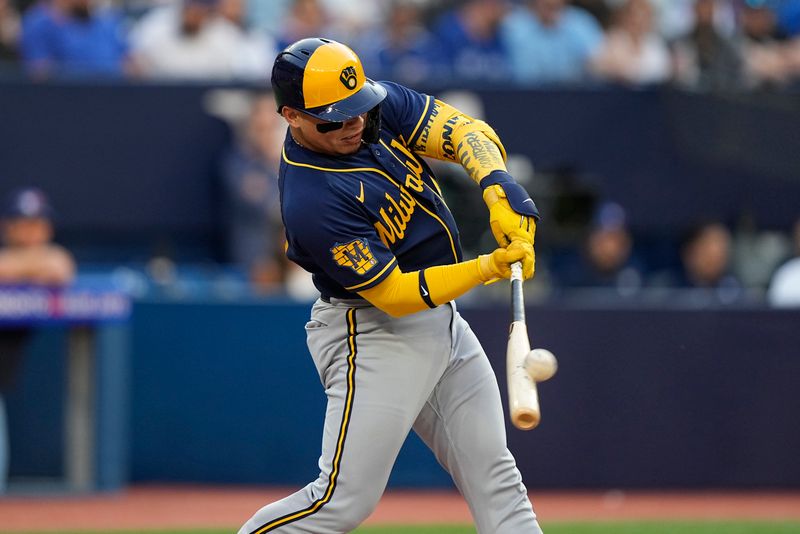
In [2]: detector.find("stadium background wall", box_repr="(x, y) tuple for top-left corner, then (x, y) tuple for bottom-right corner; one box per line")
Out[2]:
(6, 302), (800, 489)
(1, 83), (799, 263)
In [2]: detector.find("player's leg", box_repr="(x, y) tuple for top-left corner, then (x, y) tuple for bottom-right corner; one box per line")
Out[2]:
(238, 301), (452, 534)
(413, 307), (542, 534)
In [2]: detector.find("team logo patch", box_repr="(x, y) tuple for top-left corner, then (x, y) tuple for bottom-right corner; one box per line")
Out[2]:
(339, 66), (358, 90)
(331, 238), (377, 274)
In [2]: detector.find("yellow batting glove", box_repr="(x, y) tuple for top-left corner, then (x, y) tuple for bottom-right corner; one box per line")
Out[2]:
(483, 184), (537, 248)
(478, 241), (534, 282)
(508, 239), (535, 280)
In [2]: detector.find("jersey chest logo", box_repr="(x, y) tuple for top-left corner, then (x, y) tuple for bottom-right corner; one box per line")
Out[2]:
(373, 139), (428, 248)
(374, 186), (417, 247)
(331, 238), (378, 274)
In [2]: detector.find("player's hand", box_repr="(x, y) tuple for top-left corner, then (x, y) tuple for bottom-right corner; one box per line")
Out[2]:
(478, 240), (535, 282)
(483, 184), (537, 247)
(510, 239), (535, 280)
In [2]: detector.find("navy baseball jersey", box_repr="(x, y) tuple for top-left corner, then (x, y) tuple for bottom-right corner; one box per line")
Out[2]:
(279, 81), (463, 300)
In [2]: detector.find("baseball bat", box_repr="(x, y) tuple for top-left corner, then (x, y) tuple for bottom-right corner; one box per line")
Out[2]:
(507, 262), (542, 430)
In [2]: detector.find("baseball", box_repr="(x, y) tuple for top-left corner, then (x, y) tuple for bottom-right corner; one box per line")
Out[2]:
(524, 348), (558, 382)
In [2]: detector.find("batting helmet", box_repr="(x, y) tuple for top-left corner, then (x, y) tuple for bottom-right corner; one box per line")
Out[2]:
(271, 38), (387, 141)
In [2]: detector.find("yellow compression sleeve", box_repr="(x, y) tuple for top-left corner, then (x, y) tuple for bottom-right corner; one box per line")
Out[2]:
(358, 261), (487, 317)
(412, 99), (508, 184)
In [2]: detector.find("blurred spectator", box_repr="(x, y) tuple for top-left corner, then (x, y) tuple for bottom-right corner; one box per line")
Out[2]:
(555, 201), (645, 296)
(120, 0), (171, 20)
(0, 187), (75, 285)
(650, 0), (737, 40)
(739, 0), (796, 87)
(20, 0), (131, 78)
(216, 0), (275, 77)
(731, 211), (790, 289)
(354, 1), (437, 84)
(0, 0), (20, 66)
(671, 0), (744, 90)
(244, 0), (291, 36)
(220, 94), (285, 294)
(274, 0), (331, 51)
(741, 0), (787, 41)
(319, 0), (384, 45)
(0, 187), (75, 493)
(777, 0), (800, 36)
(130, 0), (264, 80)
(570, 0), (612, 27)
(590, 0), (672, 86)
(501, 0), (603, 85)
(430, 0), (511, 83)
(675, 221), (743, 303)
(648, 0), (695, 40)
(768, 217), (800, 307)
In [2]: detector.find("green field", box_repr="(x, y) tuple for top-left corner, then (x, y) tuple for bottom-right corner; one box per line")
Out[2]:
(7, 523), (800, 534)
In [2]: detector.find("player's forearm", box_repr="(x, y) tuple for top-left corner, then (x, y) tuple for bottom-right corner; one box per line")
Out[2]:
(455, 130), (507, 184)
(358, 260), (490, 317)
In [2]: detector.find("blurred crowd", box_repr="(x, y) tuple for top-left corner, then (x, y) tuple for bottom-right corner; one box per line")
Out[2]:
(1, 0), (799, 308)
(1, 0), (800, 89)
(544, 201), (800, 307)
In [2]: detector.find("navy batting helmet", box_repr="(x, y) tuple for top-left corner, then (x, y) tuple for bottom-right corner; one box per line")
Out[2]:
(271, 38), (387, 138)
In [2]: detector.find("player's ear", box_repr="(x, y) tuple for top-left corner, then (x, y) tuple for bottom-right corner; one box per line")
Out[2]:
(281, 107), (302, 127)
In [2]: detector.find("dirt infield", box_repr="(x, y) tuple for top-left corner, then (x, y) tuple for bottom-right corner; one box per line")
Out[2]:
(1, 486), (799, 532)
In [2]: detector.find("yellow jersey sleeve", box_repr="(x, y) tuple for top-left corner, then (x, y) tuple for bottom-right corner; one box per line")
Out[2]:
(411, 99), (509, 184)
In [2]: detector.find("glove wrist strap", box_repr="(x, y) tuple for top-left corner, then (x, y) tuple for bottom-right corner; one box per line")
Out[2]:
(480, 171), (540, 220)
(479, 170), (514, 190)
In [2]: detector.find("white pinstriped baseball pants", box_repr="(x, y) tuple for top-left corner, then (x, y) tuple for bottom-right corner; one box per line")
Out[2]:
(238, 299), (542, 534)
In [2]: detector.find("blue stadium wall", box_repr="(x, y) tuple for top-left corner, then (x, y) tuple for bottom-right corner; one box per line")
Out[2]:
(7, 301), (800, 489)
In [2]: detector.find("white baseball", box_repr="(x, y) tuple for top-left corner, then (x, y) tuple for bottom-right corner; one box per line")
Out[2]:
(524, 348), (558, 382)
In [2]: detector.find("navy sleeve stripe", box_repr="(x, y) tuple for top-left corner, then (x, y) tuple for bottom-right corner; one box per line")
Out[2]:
(418, 269), (436, 308)
(407, 94), (433, 148)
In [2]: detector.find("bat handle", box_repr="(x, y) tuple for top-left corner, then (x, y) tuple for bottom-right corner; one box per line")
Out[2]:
(510, 261), (523, 283)
(510, 262), (525, 323)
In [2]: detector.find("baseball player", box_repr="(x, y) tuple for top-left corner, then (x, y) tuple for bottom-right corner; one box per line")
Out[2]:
(239, 38), (541, 534)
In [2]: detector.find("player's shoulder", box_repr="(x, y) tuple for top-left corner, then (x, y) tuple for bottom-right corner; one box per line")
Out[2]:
(378, 80), (429, 109)
(279, 144), (364, 220)
(378, 80), (416, 97)
(376, 81), (433, 144)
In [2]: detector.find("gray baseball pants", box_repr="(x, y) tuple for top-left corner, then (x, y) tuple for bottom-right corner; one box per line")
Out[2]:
(239, 298), (542, 534)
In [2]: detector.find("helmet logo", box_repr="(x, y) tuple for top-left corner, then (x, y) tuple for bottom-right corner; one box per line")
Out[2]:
(339, 66), (358, 90)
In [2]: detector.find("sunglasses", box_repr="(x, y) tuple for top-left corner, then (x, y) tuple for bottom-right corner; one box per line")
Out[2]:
(315, 121), (345, 134)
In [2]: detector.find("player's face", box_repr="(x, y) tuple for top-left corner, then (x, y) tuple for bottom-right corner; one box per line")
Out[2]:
(283, 108), (366, 156)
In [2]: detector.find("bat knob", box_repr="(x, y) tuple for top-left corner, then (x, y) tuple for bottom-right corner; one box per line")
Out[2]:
(525, 348), (558, 382)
